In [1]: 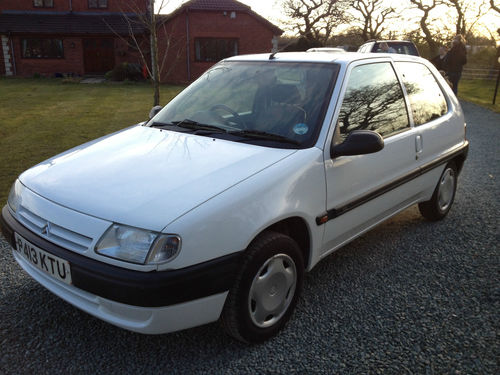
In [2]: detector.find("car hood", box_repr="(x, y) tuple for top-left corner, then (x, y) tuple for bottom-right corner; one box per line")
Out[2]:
(19, 126), (296, 231)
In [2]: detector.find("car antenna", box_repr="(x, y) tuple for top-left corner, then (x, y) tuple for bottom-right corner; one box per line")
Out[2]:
(269, 51), (278, 60)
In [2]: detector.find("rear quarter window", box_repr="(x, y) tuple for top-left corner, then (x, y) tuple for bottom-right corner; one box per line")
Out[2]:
(396, 62), (448, 126)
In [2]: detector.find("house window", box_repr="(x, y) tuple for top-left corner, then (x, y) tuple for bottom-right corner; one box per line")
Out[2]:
(33, 0), (54, 7)
(22, 39), (64, 59)
(88, 0), (108, 8)
(195, 38), (238, 62)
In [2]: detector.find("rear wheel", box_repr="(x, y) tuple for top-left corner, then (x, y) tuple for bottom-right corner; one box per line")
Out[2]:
(419, 162), (457, 221)
(221, 231), (304, 343)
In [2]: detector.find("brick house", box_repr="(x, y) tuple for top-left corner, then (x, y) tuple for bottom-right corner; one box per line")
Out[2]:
(0, 0), (147, 77)
(0, 0), (282, 83)
(158, 0), (283, 82)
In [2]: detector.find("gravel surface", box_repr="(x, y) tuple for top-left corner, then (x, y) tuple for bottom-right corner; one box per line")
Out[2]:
(0, 101), (498, 374)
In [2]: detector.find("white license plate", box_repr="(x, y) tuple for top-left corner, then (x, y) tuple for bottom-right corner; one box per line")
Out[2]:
(14, 233), (72, 285)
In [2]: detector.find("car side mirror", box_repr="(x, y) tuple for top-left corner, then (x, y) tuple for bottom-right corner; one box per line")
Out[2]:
(331, 130), (384, 158)
(149, 105), (163, 120)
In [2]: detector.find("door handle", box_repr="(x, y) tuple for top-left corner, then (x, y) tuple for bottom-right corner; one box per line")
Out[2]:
(415, 135), (423, 160)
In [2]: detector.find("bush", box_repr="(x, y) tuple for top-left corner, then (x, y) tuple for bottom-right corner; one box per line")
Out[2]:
(109, 62), (144, 81)
(104, 70), (113, 80)
(111, 63), (128, 81)
(468, 47), (498, 68)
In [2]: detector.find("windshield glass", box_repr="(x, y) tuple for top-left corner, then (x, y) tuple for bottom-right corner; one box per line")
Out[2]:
(148, 61), (339, 148)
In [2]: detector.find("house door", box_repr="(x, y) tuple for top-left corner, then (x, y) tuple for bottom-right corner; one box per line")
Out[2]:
(83, 38), (115, 74)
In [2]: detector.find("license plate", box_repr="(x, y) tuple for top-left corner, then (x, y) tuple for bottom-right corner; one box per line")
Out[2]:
(14, 233), (72, 285)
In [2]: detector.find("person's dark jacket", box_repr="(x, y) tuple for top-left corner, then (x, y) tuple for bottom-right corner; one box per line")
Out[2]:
(431, 54), (446, 71)
(443, 44), (467, 73)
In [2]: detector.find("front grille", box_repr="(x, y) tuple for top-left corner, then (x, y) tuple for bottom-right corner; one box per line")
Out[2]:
(17, 207), (92, 253)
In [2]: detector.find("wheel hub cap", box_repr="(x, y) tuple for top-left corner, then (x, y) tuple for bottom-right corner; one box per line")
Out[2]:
(438, 168), (455, 211)
(248, 254), (297, 328)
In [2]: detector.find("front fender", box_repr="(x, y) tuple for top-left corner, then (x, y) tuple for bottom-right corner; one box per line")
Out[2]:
(159, 148), (326, 271)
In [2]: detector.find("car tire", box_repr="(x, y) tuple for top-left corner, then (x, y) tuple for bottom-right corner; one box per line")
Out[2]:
(221, 231), (304, 343)
(419, 162), (458, 221)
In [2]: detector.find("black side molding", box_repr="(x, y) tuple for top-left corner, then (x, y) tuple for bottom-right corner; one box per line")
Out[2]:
(316, 141), (469, 225)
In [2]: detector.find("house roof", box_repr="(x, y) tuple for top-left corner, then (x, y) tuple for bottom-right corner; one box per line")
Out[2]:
(170, 0), (283, 35)
(0, 13), (146, 35)
(182, 0), (251, 11)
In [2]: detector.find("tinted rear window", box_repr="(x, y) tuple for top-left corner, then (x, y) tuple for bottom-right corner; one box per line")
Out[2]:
(373, 42), (419, 56)
(396, 62), (448, 126)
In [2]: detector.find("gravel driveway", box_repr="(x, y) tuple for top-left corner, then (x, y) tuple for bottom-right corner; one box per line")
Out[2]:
(0, 101), (498, 374)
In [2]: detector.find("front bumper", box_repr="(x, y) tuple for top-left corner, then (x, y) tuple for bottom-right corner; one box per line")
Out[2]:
(1, 205), (240, 333)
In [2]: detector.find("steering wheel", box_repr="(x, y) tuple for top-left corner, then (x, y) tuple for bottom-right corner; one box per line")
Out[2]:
(210, 104), (247, 129)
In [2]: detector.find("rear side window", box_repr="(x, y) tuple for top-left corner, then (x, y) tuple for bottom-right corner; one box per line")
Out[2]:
(396, 62), (448, 126)
(338, 62), (409, 138)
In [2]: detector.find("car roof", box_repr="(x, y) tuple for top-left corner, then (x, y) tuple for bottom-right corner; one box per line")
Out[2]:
(225, 51), (424, 66)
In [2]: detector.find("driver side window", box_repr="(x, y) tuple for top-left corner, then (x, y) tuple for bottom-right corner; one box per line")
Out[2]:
(337, 62), (410, 140)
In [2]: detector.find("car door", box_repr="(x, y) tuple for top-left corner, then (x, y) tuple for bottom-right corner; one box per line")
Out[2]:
(319, 60), (420, 256)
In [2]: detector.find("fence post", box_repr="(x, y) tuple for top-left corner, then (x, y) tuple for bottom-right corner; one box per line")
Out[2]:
(494, 69), (500, 105)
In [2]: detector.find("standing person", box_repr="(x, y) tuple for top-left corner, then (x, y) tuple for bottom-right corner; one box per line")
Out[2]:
(444, 34), (467, 95)
(431, 46), (448, 71)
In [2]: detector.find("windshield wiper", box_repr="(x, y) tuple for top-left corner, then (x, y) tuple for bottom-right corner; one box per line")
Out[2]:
(149, 121), (174, 128)
(149, 119), (227, 134)
(230, 130), (300, 145)
(171, 119), (227, 133)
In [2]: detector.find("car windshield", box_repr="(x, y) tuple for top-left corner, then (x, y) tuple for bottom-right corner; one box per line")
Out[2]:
(148, 60), (339, 148)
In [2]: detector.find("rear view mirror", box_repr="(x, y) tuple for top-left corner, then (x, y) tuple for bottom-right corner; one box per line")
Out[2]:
(149, 105), (163, 120)
(331, 130), (384, 158)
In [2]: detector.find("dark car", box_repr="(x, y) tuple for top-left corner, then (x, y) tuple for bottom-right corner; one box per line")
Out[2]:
(358, 40), (420, 56)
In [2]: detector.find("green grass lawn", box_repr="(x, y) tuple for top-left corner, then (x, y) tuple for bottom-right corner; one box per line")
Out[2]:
(458, 79), (500, 113)
(0, 78), (184, 205)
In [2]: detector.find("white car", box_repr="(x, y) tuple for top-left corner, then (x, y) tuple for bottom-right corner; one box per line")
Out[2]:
(1, 52), (468, 343)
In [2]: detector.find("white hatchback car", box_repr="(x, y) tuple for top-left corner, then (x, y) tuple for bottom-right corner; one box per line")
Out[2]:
(1, 52), (468, 343)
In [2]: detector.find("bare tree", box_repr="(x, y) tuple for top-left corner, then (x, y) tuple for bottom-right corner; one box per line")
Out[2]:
(108, 0), (184, 106)
(408, 0), (443, 55)
(351, 0), (396, 41)
(490, 0), (500, 14)
(445, 0), (489, 37)
(283, 0), (351, 45)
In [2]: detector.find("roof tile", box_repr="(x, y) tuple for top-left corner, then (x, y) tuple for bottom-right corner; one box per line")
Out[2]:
(183, 0), (250, 11)
(0, 13), (145, 35)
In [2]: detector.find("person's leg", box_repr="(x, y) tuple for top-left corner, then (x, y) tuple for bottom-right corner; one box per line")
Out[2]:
(447, 71), (461, 95)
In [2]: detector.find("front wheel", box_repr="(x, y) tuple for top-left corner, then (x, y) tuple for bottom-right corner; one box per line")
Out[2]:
(419, 162), (457, 221)
(221, 231), (304, 343)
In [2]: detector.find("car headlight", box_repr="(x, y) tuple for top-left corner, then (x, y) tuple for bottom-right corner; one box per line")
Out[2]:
(95, 224), (181, 265)
(7, 180), (22, 213)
